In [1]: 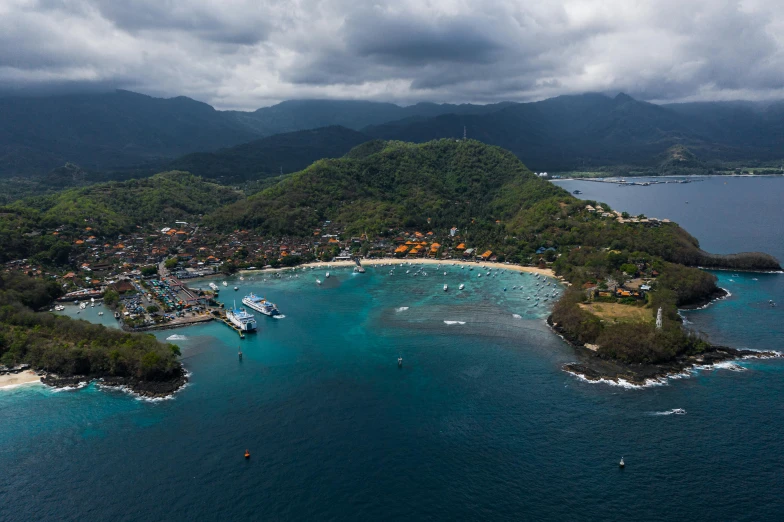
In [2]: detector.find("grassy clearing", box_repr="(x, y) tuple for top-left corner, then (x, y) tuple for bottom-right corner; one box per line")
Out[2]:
(579, 302), (653, 324)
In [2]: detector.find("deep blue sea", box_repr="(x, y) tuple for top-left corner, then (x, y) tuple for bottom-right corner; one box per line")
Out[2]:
(1, 177), (783, 521)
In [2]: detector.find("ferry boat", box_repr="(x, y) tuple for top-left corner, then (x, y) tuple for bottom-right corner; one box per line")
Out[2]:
(226, 305), (257, 332)
(242, 293), (280, 317)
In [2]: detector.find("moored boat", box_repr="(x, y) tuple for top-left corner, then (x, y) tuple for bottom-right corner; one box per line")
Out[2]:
(242, 293), (280, 317)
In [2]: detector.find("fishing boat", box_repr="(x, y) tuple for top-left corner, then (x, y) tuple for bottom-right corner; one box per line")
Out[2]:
(619, 457), (625, 468)
(316, 279), (322, 285)
(326, 272), (330, 278)
(398, 357), (403, 368)
(444, 284), (448, 292)
(459, 283), (465, 290)
(222, 281), (228, 287)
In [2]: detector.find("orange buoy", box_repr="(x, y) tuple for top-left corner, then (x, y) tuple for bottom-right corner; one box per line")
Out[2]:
(245, 450), (250, 459)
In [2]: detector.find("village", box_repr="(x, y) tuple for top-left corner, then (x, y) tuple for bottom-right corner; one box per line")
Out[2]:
(4, 204), (674, 330)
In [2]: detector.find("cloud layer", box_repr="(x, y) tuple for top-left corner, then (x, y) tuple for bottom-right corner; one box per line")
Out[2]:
(2, 0), (784, 109)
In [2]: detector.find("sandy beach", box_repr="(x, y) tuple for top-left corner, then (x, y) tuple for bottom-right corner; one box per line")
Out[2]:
(0, 370), (41, 390)
(242, 258), (555, 278)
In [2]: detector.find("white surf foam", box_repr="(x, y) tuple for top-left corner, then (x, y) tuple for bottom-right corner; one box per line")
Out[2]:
(395, 307), (409, 312)
(443, 320), (466, 325)
(512, 314), (522, 319)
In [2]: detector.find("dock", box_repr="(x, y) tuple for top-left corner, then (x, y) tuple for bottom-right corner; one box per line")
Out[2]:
(217, 314), (245, 339)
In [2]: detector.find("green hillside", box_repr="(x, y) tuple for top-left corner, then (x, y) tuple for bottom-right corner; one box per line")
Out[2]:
(206, 139), (566, 235)
(0, 172), (243, 264)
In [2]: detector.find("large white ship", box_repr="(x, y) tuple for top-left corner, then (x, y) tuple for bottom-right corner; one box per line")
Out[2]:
(242, 293), (280, 317)
(226, 304), (257, 332)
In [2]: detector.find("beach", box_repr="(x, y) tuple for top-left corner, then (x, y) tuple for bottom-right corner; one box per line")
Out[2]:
(0, 370), (41, 390)
(242, 258), (556, 278)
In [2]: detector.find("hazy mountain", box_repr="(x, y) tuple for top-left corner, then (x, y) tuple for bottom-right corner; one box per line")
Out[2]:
(0, 91), (512, 177)
(4, 89), (784, 179)
(0, 90), (259, 176)
(364, 93), (784, 171)
(167, 126), (372, 183)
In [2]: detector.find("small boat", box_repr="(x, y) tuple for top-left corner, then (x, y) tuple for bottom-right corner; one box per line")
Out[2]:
(245, 450), (250, 459)
(222, 281), (228, 287)
(444, 284), (448, 292)
(326, 272), (330, 278)
(98, 312), (104, 316)
(398, 357), (403, 368)
(239, 346), (243, 360)
(619, 457), (625, 468)
(234, 286), (239, 291)
(316, 279), (322, 285)
(672, 408), (686, 415)
(459, 284), (465, 290)
(503, 288), (507, 292)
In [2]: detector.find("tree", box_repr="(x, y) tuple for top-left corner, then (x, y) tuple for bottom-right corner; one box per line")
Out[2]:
(141, 266), (158, 277)
(164, 257), (179, 269)
(146, 305), (159, 313)
(103, 290), (120, 307)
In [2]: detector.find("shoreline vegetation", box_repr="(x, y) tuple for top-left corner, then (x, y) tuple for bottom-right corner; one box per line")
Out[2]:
(3, 139), (782, 396)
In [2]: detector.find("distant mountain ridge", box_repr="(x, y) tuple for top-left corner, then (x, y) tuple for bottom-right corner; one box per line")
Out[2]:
(3, 89), (784, 178)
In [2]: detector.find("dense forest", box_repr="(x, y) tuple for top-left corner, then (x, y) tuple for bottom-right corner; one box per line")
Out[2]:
(0, 273), (182, 381)
(206, 139), (566, 236)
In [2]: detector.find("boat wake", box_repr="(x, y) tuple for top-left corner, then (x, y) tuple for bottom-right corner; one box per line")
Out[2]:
(166, 334), (188, 341)
(512, 314), (522, 319)
(395, 307), (409, 312)
(652, 409), (687, 416)
(443, 320), (466, 325)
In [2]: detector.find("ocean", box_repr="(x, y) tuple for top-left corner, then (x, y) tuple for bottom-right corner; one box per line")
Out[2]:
(1, 177), (782, 521)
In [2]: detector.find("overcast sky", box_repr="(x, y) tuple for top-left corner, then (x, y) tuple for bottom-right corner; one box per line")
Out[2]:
(2, 0), (784, 109)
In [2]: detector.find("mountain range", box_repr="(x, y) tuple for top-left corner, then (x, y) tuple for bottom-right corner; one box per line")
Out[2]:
(3, 90), (784, 179)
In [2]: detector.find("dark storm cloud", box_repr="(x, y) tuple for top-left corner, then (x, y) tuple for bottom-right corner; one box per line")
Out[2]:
(2, 0), (784, 108)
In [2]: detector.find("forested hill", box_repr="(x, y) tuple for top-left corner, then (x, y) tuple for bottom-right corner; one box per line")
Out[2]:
(166, 126), (372, 183)
(0, 172), (243, 264)
(206, 139), (567, 236)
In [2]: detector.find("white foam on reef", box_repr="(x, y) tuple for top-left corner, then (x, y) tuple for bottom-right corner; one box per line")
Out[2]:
(395, 307), (409, 312)
(50, 380), (90, 392)
(687, 287), (732, 311)
(563, 370), (668, 389)
(166, 334), (188, 341)
(694, 361), (747, 372)
(512, 314), (522, 319)
(0, 380), (44, 391)
(443, 320), (466, 325)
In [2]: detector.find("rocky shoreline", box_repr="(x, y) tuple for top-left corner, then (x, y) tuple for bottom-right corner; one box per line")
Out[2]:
(40, 365), (188, 399)
(547, 315), (780, 386)
(677, 287), (729, 310)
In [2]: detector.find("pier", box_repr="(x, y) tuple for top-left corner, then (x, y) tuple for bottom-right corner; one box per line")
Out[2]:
(216, 313), (246, 339)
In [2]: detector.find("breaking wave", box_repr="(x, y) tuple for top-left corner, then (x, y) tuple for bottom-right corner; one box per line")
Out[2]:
(443, 320), (466, 325)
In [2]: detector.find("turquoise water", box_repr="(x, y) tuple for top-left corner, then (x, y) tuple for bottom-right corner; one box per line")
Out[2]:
(2, 178), (784, 521)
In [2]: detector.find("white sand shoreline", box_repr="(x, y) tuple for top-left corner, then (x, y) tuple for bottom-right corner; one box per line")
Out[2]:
(240, 258), (556, 278)
(0, 370), (42, 390)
